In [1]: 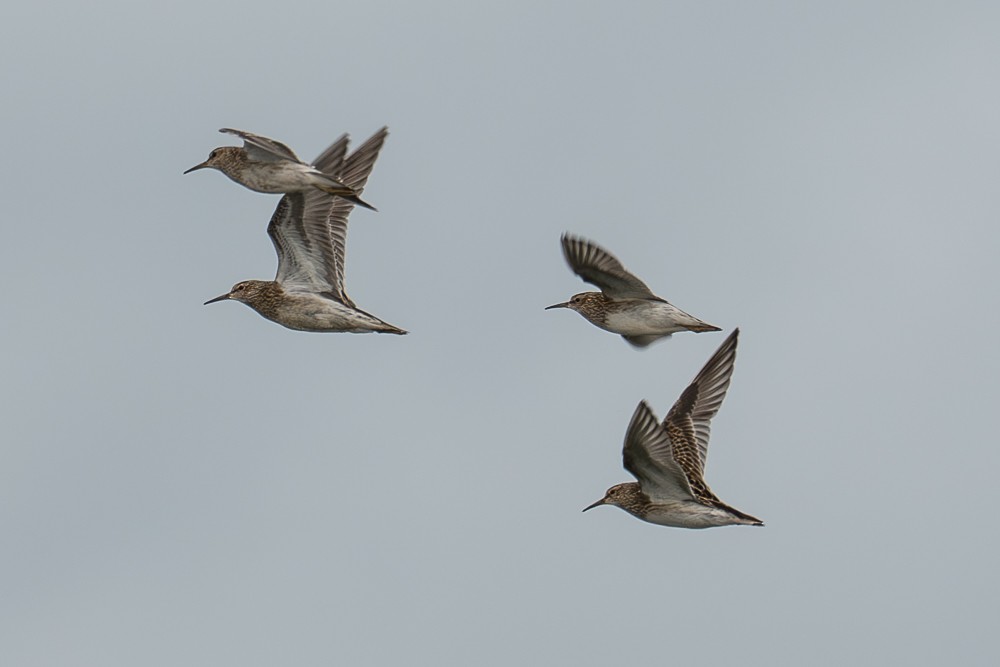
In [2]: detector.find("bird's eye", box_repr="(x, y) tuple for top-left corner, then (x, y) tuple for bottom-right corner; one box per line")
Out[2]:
(209, 149), (219, 159)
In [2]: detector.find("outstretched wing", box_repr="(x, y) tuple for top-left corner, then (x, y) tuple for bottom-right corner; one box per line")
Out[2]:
(323, 127), (389, 305)
(267, 127), (389, 304)
(219, 128), (302, 163)
(663, 328), (739, 501)
(622, 400), (695, 502)
(560, 234), (659, 300)
(311, 133), (350, 175)
(267, 190), (346, 300)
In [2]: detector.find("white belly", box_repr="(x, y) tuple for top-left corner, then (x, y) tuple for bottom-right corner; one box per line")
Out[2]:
(602, 302), (705, 335)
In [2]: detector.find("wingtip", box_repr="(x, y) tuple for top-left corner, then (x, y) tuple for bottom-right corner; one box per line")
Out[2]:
(685, 324), (723, 333)
(342, 193), (377, 211)
(559, 231), (583, 252)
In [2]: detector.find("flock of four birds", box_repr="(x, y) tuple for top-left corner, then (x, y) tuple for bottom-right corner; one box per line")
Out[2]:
(186, 127), (763, 530)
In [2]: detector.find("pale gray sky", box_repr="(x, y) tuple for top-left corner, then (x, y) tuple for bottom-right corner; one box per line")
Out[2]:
(2, 2), (999, 665)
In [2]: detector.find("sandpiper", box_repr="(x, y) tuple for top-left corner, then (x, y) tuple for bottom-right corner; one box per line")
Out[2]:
(185, 128), (377, 211)
(546, 233), (720, 347)
(204, 127), (406, 335)
(583, 329), (762, 528)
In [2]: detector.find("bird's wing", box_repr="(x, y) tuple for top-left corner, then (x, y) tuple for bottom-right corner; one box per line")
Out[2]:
(335, 127), (388, 192)
(311, 133), (350, 175)
(663, 328), (739, 502)
(323, 127), (389, 305)
(560, 234), (659, 300)
(622, 334), (664, 348)
(267, 127), (389, 304)
(267, 191), (345, 302)
(219, 128), (302, 163)
(622, 400), (695, 502)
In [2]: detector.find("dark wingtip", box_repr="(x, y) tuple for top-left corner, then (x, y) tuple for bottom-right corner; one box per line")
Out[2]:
(687, 324), (723, 333)
(345, 194), (377, 211)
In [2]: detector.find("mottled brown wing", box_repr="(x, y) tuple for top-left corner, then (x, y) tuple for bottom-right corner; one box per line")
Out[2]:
(219, 128), (302, 163)
(663, 329), (740, 501)
(622, 401), (695, 502)
(560, 234), (659, 300)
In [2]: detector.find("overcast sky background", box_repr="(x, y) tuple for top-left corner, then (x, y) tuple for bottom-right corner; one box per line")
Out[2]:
(2, 2), (998, 665)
